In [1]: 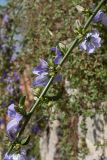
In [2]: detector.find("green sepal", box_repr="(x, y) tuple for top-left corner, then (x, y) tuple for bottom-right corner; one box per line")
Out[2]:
(14, 96), (27, 116)
(14, 106), (26, 116)
(20, 135), (31, 145)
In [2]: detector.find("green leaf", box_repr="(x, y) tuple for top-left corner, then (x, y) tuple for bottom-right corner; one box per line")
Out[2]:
(19, 96), (26, 107)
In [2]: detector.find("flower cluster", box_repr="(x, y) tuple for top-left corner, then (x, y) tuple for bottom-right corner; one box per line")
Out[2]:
(6, 103), (23, 141)
(32, 47), (62, 86)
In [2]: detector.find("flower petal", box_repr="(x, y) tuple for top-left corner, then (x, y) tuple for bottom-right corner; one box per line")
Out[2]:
(54, 55), (62, 64)
(86, 43), (95, 54)
(32, 74), (49, 86)
(93, 10), (104, 22)
(32, 59), (48, 75)
(51, 47), (62, 56)
(102, 14), (107, 27)
(54, 74), (62, 82)
(7, 119), (19, 141)
(51, 47), (62, 64)
(7, 104), (22, 121)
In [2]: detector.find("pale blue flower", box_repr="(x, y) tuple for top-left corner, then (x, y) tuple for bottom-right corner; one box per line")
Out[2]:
(79, 30), (101, 54)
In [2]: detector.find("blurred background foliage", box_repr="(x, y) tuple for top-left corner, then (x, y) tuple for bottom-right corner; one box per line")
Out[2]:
(0, 0), (107, 159)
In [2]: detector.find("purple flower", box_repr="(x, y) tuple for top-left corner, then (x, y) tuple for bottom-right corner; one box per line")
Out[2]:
(0, 118), (5, 125)
(6, 84), (14, 94)
(13, 72), (20, 81)
(32, 59), (48, 75)
(32, 47), (62, 86)
(51, 47), (62, 64)
(32, 58), (62, 86)
(93, 10), (104, 22)
(10, 53), (18, 62)
(1, 102), (7, 108)
(12, 154), (27, 160)
(3, 14), (9, 25)
(28, 157), (35, 160)
(102, 14), (107, 27)
(0, 71), (7, 82)
(32, 73), (49, 86)
(4, 153), (27, 160)
(32, 124), (40, 134)
(93, 10), (107, 27)
(4, 153), (13, 160)
(6, 119), (20, 140)
(6, 77), (14, 83)
(79, 30), (101, 54)
(7, 104), (23, 140)
(7, 103), (22, 121)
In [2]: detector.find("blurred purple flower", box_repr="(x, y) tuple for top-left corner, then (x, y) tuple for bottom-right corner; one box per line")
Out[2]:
(7, 103), (22, 121)
(13, 71), (20, 81)
(28, 156), (35, 160)
(1, 44), (8, 53)
(0, 118), (5, 124)
(93, 10), (107, 27)
(0, 29), (7, 41)
(32, 124), (40, 134)
(51, 47), (62, 64)
(6, 84), (14, 94)
(0, 71), (7, 82)
(102, 14), (107, 27)
(6, 103), (23, 140)
(3, 14), (9, 25)
(4, 152), (27, 160)
(4, 153), (13, 160)
(6, 77), (14, 83)
(10, 53), (18, 62)
(79, 30), (101, 54)
(1, 102), (7, 108)
(6, 119), (20, 141)
(93, 10), (104, 22)
(32, 58), (62, 86)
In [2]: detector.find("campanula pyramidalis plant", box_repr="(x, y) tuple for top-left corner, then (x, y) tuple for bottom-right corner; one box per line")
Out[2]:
(32, 47), (62, 86)
(79, 30), (101, 54)
(2, 0), (107, 159)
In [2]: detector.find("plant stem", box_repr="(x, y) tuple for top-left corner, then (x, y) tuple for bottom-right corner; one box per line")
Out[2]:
(7, 0), (106, 154)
